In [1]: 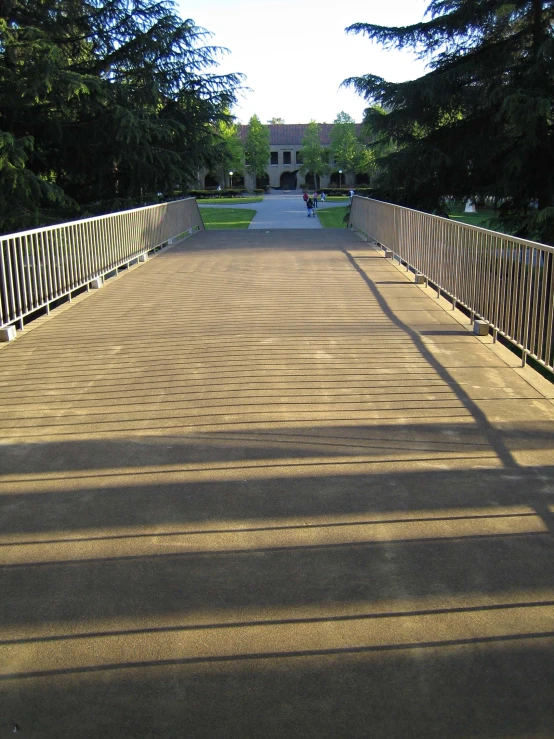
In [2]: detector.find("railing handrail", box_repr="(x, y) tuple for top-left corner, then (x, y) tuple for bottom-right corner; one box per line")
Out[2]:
(0, 198), (204, 334)
(0, 197), (198, 243)
(349, 196), (554, 374)
(354, 196), (554, 254)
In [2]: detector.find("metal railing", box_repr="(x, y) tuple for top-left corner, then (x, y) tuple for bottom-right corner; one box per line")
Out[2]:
(0, 198), (204, 334)
(349, 196), (554, 373)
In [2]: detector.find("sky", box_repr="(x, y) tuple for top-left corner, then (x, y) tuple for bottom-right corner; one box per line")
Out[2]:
(177, 0), (430, 124)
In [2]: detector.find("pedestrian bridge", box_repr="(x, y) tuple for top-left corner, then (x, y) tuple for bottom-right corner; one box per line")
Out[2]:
(1, 199), (553, 737)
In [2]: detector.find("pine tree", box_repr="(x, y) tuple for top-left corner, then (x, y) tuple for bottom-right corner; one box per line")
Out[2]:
(344, 0), (554, 241)
(0, 0), (244, 231)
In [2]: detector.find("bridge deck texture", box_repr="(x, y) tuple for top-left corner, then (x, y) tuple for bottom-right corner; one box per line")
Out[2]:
(1, 229), (554, 738)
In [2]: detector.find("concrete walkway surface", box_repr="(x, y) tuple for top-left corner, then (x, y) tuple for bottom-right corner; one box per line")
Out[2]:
(199, 190), (342, 228)
(248, 192), (322, 229)
(0, 229), (553, 738)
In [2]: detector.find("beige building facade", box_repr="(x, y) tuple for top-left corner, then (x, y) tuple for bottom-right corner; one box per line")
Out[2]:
(200, 123), (362, 191)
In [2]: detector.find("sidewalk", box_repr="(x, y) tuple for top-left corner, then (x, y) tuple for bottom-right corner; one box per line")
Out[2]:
(1, 229), (552, 738)
(199, 191), (341, 229)
(248, 191), (322, 229)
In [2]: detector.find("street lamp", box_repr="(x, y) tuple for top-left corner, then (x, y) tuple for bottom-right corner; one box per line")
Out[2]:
(338, 169), (343, 189)
(229, 171), (233, 188)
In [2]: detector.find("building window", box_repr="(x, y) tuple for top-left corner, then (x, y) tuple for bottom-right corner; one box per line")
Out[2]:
(270, 151), (278, 165)
(283, 151), (292, 165)
(296, 151), (303, 164)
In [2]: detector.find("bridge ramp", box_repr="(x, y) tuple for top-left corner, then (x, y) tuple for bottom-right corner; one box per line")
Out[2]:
(1, 229), (553, 738)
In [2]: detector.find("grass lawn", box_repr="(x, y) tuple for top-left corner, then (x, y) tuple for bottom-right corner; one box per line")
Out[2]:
(199, 207), (256, 229)
(324, 196), (350, 203)
(317, 205), (349, 228)
(198, 197), (263, 205)
(448, 206), (499, 229)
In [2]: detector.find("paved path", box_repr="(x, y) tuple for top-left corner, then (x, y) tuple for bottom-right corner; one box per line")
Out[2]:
(199, 190), (343, 229)
(248, 192), (322, 229)
(1, 229), (553, 738)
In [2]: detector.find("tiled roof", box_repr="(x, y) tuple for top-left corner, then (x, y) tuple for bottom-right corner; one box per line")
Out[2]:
(239, 123), (363, 146)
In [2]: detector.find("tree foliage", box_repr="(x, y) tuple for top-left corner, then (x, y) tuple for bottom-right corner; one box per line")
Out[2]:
(299, 121), (329, 187)
(0, 0), (244, 233)
(330, 110), (376, 179)
(208, 119), (244, 186)
(329, 112), (359, 173)
(244, 114), (270, 185)
(344, 0), (554, 242)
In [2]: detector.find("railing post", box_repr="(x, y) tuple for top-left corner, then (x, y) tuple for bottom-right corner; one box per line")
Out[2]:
(0, 198), (203, 337)
(346, 195), (554, 375)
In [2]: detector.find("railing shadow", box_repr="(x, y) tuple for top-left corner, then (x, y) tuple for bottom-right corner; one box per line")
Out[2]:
(1, 231), (554, 737)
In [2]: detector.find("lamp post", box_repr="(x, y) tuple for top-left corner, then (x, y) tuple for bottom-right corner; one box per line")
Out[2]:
(229, 171), (233, 188)
(338, 169), (342, 189)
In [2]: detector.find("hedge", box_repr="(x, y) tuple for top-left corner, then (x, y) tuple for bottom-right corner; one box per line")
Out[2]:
(317, 187), (373, 197)
(186, 189), (247, 199)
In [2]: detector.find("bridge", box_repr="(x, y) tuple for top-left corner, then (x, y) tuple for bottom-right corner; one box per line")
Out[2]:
(1, 197), (553, 737)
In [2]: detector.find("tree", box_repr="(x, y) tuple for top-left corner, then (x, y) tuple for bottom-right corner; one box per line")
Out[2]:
(299, 121), (329, 189)
(0, 132), (72, 233)
(244, 114), (270, 187)
(329, 112), (360, 175)
(344, 0), (554, 242)
(268, 117), (285, 124)
(0, 0), (244, 232)
(208, 119), (244, 187)
(354, 144), (377, 182)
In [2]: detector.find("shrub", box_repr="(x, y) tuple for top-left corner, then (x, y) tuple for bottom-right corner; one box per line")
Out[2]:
(187, 189), (244, 199)
(319, 187), (373, 197)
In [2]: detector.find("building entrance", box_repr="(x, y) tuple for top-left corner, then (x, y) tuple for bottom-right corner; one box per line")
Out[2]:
(280, 171), (298, 190)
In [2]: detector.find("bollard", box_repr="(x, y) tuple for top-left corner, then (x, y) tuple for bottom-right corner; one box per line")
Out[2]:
(0, 325), (16, 342)
(473, 319), (489, 336)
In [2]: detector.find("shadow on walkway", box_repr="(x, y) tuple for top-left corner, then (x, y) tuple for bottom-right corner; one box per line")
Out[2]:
(1, 229), (553, 738)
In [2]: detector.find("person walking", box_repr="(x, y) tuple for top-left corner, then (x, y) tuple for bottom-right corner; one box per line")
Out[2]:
(306, 196), (314, 217)
(302, 191), (309, 205)
(313, 191), (318, 208)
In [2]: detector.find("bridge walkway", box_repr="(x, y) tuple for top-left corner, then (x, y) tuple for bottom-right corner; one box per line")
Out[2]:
(1, 229), (553, 737)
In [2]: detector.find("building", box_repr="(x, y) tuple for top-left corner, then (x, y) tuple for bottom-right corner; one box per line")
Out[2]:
(200, 123), (364, 191)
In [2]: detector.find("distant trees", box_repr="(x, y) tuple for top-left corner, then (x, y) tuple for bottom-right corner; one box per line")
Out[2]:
(268, 117), (285, 124)
(344, 0), (554, 242)
(0, 0), (243, 233)
(244, 114), (270, 187)
(210, 120), (244, 187)
(329, 112), (360, 175)
(330, 111), (376, 183)
(299, 121), (329, 189)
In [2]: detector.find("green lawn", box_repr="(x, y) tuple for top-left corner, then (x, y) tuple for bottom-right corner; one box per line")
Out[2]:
(448, 206), (499, 229)
(199, 207), (256, 229)
(198, 197), (263, 205)
(317, 205), (349, 228)
(324, 196), (350, 203)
